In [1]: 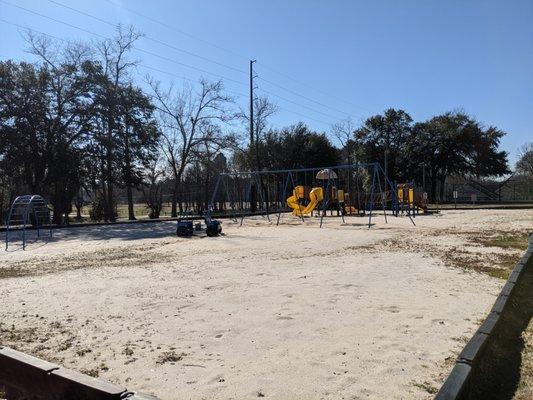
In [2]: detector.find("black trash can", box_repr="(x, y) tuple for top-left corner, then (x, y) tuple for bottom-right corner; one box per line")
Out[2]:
(176, 220), (193, 237)
(206, 220), (222, 237)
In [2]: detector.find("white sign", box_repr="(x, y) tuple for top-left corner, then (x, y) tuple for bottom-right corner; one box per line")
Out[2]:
(423, 192), (428, 200)
(453, 190), (458, 199)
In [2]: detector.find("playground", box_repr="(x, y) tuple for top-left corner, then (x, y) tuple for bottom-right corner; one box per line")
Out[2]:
(0, 208), (530, 399)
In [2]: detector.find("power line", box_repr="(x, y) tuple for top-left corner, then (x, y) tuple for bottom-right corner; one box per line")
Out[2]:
(139, 62), (333, 126)
(256, 62), (374, 115)
(101, 0), (373, 115)
(134, 47), (247, 86)
(0, 1), (248, 86)
(71, 0), (371, 119)
(256, 87), (344, 122)
(257, 75), (356, 119)
(0, 17), (247, 98)
(101, 0), (249, 61)
(135, 64), (247, 98)
(0, 20), (334, 128)
(1, 0), (108, 38)
(46, 0), (247, 75)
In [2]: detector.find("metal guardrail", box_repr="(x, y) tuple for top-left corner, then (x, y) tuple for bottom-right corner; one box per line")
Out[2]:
(434, 232), (533, 399)
(0, 346), (158, 400)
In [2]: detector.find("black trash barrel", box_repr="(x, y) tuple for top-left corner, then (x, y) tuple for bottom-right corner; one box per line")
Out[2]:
(176, 220), (193, 237)
(206, 220), (222, 237)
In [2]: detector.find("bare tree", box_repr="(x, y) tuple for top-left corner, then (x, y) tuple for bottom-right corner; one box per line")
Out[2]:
(191, 123), (235, 210)
(142, 156), (165, 219)
(516, 143), (533, 176)
(332, 117), (358, 165)
(148, 78), (233, 216)
(238, 96), (278, 170)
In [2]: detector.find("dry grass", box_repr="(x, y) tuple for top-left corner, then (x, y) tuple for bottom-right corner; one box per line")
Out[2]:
(359, 229), (528, 280)
(0, 243), (174, 279)
(156, 350), (186, 365)
(412, 380), (439, 395)
(473, 231), (530, 251)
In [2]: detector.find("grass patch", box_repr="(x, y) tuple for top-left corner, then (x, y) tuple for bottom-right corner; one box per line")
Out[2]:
(441, 249), (517, 280)
(76, 347), (92, 357)
(0, 244), (174, 279)
(413, 380), (438, 395)
(156, 350), (186, 365)
(475, 231), (529, 251)
(122, 344), (134, 357)
(80, 367), (99, 378)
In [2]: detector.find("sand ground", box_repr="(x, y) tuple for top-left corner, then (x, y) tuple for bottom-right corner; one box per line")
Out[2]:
(0, 209), (531, 399)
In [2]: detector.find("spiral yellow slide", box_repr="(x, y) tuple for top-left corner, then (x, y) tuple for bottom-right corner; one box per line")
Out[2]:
(287, 186), (324, 216)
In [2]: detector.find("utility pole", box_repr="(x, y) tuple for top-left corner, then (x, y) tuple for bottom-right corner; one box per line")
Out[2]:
(249, 60), (256, 150)
(249, 60), (257, 212)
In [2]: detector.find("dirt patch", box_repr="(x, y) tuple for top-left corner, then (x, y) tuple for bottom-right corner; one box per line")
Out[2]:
(0, 243), (175, 279)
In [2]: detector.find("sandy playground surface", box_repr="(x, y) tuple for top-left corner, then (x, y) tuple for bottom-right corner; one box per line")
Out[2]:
(0, 209), (532, 399)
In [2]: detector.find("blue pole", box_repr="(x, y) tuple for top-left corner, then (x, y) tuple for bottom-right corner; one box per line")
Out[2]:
(277, 171), (292, 226)
(368, 165), (377, 228)
(241, 176), (253, 226)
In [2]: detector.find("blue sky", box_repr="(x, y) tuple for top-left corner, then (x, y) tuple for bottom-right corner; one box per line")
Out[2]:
(1, 0), (532, 165)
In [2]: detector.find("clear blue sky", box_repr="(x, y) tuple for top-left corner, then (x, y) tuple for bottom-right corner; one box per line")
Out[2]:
(1, 0), (532, 165)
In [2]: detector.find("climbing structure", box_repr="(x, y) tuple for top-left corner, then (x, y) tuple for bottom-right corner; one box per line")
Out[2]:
(5, 195), (52, 250)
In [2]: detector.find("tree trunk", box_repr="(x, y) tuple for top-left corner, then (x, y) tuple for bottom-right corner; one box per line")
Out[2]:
(430, 175), (437, 202)
(171, 181), (178, 217)
(127, 186), (135, 220)
(52, 202), (63, 225)
(107, 171), (115, 221)
(439, 176), (447, 202)
(123, 118), (136, 220)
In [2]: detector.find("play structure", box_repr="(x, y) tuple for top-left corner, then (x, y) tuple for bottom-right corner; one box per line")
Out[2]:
(176, 211), (222, 237)
(209, 163), (415, 228)
(396, 182), (428, 216)
(4, 195), (52, 250)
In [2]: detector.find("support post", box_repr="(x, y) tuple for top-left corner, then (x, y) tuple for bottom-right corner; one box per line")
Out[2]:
(375, 165), (388, 223)
(241, 176), (253, 226)
(319, 174), (333, 228)
(277, 172), (292, 226)
(368, 165), (377, 228)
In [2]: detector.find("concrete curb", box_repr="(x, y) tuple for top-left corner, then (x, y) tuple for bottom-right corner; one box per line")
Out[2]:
(0, 346), (159, 400)
(434, 232), (533, 400)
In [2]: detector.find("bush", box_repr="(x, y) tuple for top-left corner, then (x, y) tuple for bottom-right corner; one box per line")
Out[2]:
(89, 194), (116, 222)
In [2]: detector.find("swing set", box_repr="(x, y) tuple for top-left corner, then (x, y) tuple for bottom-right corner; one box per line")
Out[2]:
(209, 162), (414, 228)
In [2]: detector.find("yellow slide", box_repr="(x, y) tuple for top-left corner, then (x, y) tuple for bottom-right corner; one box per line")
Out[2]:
(288, 187), (324, 216)
(287, 194), (302, 215)
(287, 185), (305, 215)
(301, 187), (324, 214)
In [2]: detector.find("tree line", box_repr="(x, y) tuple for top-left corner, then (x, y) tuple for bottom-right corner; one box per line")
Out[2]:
(0, 27), (525, 224)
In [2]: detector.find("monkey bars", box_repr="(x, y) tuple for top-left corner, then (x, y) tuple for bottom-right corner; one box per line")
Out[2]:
(5, 195), (52, 250)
